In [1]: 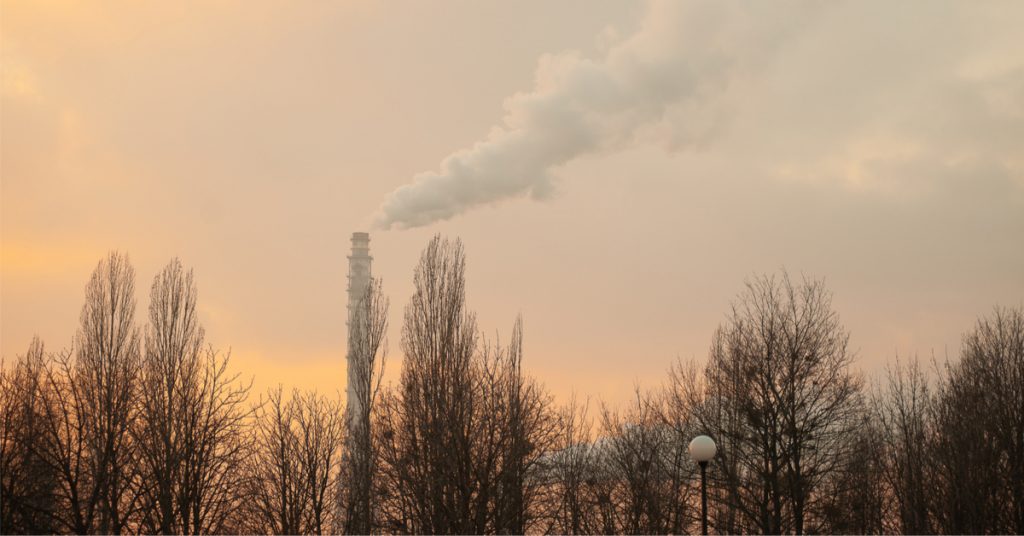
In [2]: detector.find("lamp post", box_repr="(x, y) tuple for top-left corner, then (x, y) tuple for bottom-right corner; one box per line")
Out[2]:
(688, 435), (717, 536)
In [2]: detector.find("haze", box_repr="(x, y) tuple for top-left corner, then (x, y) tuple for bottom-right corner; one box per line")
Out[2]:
(3, 1), (1023, 405)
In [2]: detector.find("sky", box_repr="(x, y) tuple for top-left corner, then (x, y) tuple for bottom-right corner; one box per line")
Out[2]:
(3, 1), (1023, 406)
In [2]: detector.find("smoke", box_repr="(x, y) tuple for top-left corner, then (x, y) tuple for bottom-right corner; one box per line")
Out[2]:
(372, 1), (815, 229)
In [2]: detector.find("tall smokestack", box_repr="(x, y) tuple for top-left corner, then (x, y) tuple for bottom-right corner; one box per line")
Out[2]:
(346, 231), (372, 425)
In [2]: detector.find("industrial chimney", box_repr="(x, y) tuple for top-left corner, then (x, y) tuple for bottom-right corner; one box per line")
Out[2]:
(346, 231), (372, 425)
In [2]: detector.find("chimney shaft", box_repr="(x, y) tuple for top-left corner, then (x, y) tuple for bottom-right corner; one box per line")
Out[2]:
(346, 231), (372, 426)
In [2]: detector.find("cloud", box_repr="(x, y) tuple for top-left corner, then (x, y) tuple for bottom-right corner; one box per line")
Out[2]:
(745, 2), (1024, 206)
(372, 1), (1024, 230)
(372, 1), (817, 229)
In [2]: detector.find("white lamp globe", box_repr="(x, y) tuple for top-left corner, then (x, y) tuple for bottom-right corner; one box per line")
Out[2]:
(689, 435), (717, 463)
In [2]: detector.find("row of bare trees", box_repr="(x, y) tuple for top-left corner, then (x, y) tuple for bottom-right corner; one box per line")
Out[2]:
(871, 307), (1024, 535)
(0, 254), (343, 535)
(2, 238), (1022, 534)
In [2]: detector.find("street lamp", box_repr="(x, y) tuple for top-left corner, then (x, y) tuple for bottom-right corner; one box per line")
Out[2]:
(689, 435), (717, 535)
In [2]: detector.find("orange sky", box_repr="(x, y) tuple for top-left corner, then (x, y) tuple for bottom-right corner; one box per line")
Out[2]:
(3, 1), (1023, 407)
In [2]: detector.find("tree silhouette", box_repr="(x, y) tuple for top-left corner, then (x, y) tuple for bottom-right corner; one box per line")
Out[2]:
(2, 244), (1023, 536)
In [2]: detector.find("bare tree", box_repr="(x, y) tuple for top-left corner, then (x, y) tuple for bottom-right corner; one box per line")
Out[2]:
(656, 368), (703, 534)
(243, 387), (305, 535)
(134, 258), (251, 535)
(341, 277), (389, 534)
(588, 389), (695, 535)
(815, 409), (885, 534)
(930, 306), (1024, 534)
(43, 252), (142, 534)
(692, 272), (863, 534)
(82, 252), (142, 534)
(537, 408), (617, 536)
(17, 253), (142, 534)
(243, 387), (344, 535)
(376, 236), (556, 535)
(1, 338), (58, 534)
(376, 235), (481, 534)
(872, 356), (934, 534)
(670, 347), (748, 535)
(297, 390), (346, 535)
(538, 395), (598, 535)
(480, 319), (557, 535)
(30, 346), (92, 534)
(0, 356), (13, 533)
(135, 258), (204, 533)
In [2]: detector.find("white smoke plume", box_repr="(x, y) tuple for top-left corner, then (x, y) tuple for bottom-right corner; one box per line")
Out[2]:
(372, 1), (815, 229)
